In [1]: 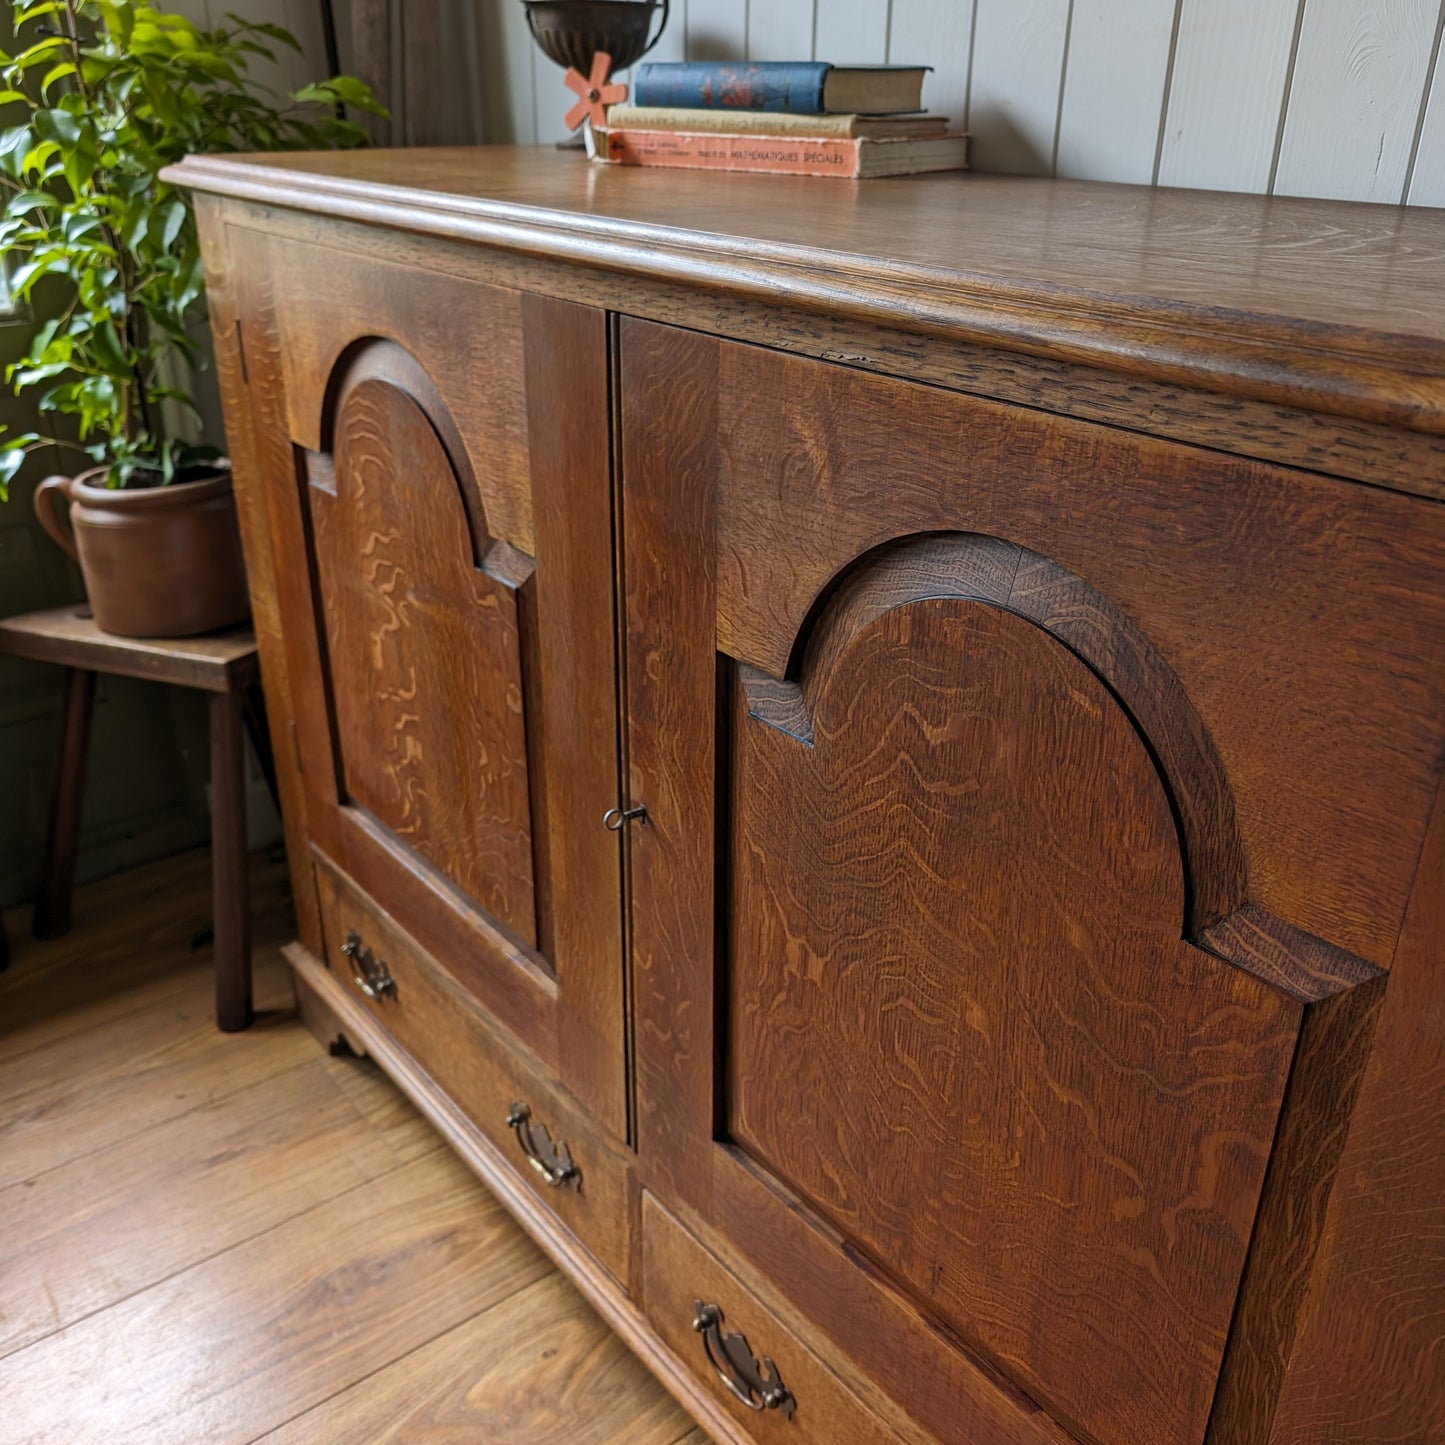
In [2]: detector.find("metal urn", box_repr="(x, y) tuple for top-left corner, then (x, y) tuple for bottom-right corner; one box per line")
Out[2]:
(522, 0), (670, 77)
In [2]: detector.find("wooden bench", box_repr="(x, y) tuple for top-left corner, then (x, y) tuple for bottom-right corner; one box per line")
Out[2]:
(0, 605), (276, 1030)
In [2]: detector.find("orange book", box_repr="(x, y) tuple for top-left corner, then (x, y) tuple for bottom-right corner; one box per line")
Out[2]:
(592, 128), (968, 179)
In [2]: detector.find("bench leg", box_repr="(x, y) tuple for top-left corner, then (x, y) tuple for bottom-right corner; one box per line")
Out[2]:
(34, 668), (96, 940)
(210, 685), (253, 1031)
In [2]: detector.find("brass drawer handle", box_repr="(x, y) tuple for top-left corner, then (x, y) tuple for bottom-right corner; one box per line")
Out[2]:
(339, 931), (397, 1002)
(505, 1101), (581, 1189)
(692, 1300), (795, 1418)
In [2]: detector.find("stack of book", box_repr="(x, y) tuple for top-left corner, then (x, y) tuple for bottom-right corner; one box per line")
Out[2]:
(592, 61), (967, 179)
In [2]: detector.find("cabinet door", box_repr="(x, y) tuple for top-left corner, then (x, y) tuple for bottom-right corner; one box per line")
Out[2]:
(230, 230), (625, 1135)
(619, 321), (1445, 1445)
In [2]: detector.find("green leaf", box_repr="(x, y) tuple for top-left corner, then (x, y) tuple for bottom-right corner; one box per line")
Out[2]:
(90, 319), (134, 379)
(33, 108), (81, 147)
(5, 188), (58, 217)
(96, 2), (135, 47)
(229, 18), (302, 52)
(11, 359), (74, 387)
(62, 141), (98, 194)
(15, 2), (69, 22)
(0, 125), (33, 175)
(154, 196), (185, 252)
(40, 61), (77, 98)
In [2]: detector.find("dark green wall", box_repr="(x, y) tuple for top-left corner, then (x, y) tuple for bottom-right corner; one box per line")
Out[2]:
(0, 10), (234, 911)
(0, 372), (215, 910)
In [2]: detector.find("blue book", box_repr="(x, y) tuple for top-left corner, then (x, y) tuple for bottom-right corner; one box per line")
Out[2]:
(631, 62), (929, 115)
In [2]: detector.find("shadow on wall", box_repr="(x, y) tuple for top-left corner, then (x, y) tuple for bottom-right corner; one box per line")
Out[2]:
(964, 107), (1054, 176)
(687, 32), (744, 62)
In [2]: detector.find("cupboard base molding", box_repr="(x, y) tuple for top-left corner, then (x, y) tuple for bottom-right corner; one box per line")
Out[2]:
(282, 942), (751, 1445)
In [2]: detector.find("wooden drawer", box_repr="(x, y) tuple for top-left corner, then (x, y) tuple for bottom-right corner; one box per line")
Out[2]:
(312, 850), (632, 1284)
(640, 1193), (918, 1445)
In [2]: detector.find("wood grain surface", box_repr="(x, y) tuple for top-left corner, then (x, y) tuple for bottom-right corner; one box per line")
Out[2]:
(728, 579), (1297, 1445)
(182, 155), (1445, 1445)
(219, 223), (629, 1130)
(197, 198), (325, 956)
(0, 847), (706, 1445)
(311, 357), (537, 944)
(621, 319), (1076, 1445)
(1262, 771), (1445, 1444)
(210, 199), (1445, 502)
(640, 1192), (910, 1445)
(261, 1272), (697, 1444)
(618, 313), (1439, 1445)
(0, 605), (258, 692)
(165, 148), (1445, 434)
(701, 335), (1445, 976)
(311, 851), (636, 1283)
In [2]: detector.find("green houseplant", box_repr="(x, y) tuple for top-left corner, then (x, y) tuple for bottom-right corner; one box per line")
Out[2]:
(0, 1), (379, 635)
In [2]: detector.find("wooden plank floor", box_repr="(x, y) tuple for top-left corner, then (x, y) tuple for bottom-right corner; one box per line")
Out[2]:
(0, 848), (709, 1445)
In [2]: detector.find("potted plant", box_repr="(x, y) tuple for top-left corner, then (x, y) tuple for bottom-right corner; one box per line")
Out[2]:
(0, 2), (380, 636)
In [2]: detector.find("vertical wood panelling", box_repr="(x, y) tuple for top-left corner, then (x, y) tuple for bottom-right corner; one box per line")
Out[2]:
(965, 0), (1073, 174)
(169, 0), (212, 28)
(813, 0), (890, 65)
(1412, 51), (1445, 205)
(501, 0), (541, 143)
(685, 0), (747, 60)
(1157, 0), (1301, 194)
(646, 0), (689, 61)
(533, 48), (576, 144)
(747, 0), (815, 63)
(1055, 0), (1178, 182)
(1275, 0), (1442, 202)
(888, 0), (975, 127)
(233, 0), (327, 99)
(319, 1), (1445, 200)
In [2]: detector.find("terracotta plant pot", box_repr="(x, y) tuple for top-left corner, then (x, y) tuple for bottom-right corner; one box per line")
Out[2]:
(33, 463), (250, 638)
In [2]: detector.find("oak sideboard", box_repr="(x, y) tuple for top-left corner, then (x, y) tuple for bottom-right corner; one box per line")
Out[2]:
(170, 146), (1445, 1445)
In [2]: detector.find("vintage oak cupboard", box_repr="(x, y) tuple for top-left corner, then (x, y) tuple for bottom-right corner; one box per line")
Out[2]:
(170, 147), (1445, 1445)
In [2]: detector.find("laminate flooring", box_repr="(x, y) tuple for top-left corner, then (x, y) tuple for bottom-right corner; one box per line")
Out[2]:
(0, 847), (708, 1445)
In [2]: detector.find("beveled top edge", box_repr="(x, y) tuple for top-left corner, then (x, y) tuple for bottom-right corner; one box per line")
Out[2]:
(164, 147), (1445, 436)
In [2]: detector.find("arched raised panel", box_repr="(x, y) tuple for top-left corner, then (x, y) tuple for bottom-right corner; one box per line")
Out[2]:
(307, 343), (537, 950)
(727, 539), (1301, 1445)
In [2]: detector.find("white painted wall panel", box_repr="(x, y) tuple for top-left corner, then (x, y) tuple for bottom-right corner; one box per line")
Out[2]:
(814, 0), (890, 65)
(1411, 52), (1445, 205)
(497, 0), (541, 143)
(309, 0), (1445, 206)
(1275, 0), (1440, 202)
(534, 47), (579, 144)
(748, 0), (816, 62)
(1055, 0), (1177, 182)
(888, 0), (975, 128)
(1158, 0), (1300, 193)
(170, 1), (212, 27)
(967, 0), (1072, 174)
(686, 0), (748, 60)
(645, 0), (690, 63)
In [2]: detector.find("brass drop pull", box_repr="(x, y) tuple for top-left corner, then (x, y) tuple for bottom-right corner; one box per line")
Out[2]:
(339, 931), (396, 1001)
(602, 804), (647, 831)
(692, 1300), (795, 1418)
(505, 1101), (581, 1189)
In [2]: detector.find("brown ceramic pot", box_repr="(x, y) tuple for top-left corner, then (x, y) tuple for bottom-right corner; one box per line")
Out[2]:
(33, 463), (250, 638)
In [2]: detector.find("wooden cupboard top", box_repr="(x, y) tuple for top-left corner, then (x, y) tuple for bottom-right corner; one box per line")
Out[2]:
(167, 145), (1445, 436)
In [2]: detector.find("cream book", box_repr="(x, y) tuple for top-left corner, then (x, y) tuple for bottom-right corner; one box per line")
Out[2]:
(605, 104), (951, 140)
